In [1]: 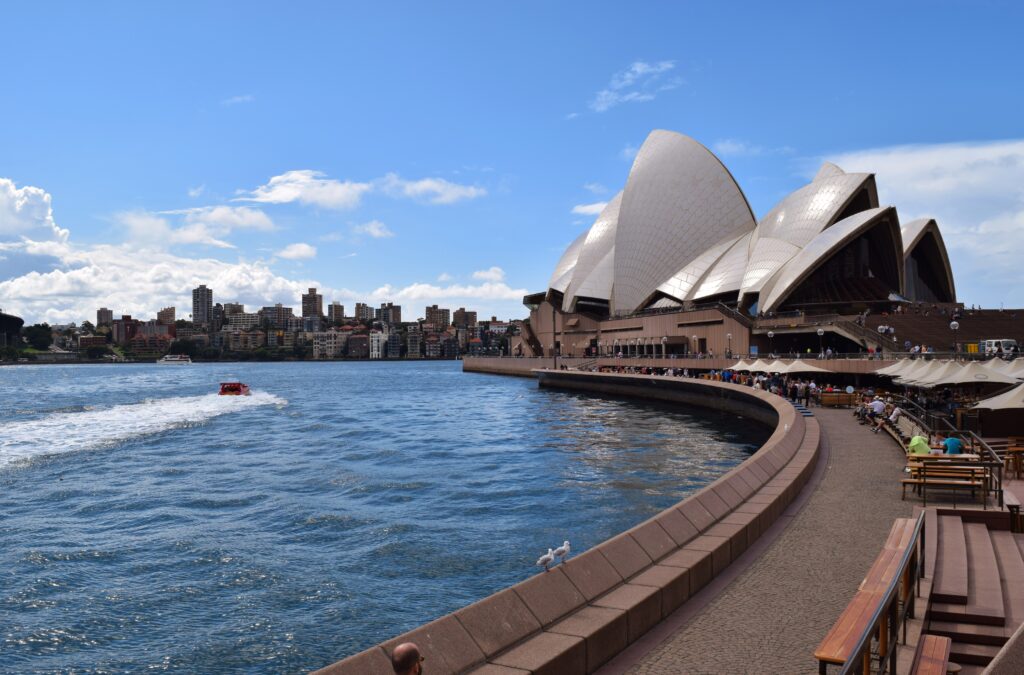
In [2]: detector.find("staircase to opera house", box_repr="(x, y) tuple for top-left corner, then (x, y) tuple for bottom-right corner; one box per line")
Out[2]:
(924, 509), (1024, 670)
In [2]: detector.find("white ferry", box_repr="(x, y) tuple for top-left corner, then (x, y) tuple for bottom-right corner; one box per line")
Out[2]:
(157, 354), (192, 365)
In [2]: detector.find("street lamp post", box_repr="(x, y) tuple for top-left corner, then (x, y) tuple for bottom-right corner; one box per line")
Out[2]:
(816, 328), (824, 357)
(767, 331), (775, 357)
(661, 336), (667, 359)
(950, 320), (960, 359)
(692, 335), (699, 357)
(726, 332), (732, 359)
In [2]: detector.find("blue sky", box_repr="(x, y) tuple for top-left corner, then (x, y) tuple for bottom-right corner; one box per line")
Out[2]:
(2, 1), (1023, 324)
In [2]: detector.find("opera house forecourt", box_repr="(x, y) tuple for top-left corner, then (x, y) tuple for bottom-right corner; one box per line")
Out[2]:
(318, 132), (1024, 674)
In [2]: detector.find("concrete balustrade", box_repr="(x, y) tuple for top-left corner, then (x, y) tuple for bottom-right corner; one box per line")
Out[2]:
(314, 371), (821, 675)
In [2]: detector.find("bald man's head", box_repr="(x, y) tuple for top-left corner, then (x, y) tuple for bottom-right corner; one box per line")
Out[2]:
(391, 642), (422, 674)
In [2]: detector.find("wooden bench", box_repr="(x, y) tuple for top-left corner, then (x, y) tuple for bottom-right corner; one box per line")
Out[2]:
(902, 463), (989, 507)
(815, 518), (918, 673)
(820, 392), (857, 408)
(908, 634), (951, 675)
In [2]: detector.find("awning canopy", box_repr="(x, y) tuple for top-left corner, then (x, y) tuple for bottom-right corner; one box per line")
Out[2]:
(973, 382), (1024, 410)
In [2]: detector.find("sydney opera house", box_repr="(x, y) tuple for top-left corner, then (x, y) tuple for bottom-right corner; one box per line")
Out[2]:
(515, 129), (962, 359)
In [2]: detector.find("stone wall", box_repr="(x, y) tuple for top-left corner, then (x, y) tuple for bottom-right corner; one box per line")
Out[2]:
(314, 371), (821, 675)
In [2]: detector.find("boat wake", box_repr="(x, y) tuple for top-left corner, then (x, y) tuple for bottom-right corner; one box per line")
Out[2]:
(0, 391), (287, 469)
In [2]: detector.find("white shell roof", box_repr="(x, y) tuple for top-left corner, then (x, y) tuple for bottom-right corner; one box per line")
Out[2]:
(562, 192), (622, 311)
(760, 206), (900, 312)
(547, 230), (588, 293)
(612, 130), (756, 313)
(901, 217), (956, 301)
(654, 234), (739, 303)
(692, 231), (754, 300)
(741, 169), (875, 302)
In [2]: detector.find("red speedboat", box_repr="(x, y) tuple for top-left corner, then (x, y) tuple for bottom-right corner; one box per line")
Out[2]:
(219, 382), (251, 396)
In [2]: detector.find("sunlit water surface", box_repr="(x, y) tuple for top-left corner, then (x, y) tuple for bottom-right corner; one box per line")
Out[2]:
(0, 361), (768, 673)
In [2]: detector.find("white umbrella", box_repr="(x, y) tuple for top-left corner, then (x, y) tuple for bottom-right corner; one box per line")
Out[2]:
(902, 361), (962, 387)
(747, 359), (776, 372)
(876, 359), (913, 376)
(931, 361), (1020, 386)
(973, 382), (1024, 410)
(893, 359), (948, 386)
(776, 360), (831, 374)
(728, 359), (752, 371)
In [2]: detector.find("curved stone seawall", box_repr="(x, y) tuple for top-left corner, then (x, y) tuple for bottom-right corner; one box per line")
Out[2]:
(314, 372), (821, 675)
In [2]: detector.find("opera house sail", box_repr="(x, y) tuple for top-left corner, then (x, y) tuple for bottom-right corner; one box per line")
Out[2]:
(519, 129), (958, 358)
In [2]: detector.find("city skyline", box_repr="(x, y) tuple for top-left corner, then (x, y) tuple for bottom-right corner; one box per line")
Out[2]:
(3, 2), (1024, 324)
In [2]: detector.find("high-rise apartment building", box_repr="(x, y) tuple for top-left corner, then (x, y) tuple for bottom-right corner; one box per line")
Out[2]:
(302, 288), (323, 319)
(369, 330), (385, 359)
(378, 302), (402, 325)
(259, 304), (294, 329)
(453, 307), (477, 328)
(327, 302), (345, 325)
(386, 331), (403, 358)
(354, 302), (374, 321)
(425, 305), (450, 330)
(157, 307), (175, 325)
(405, 327), (422, 358)
(96, 307), (113, 327)
(223, 302), (244, 316)
(192, 285), (213, 326)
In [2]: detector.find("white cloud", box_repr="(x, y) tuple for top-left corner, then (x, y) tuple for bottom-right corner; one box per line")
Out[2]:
(0, 178), (69, 242)
(369, 280), (526, 303)
(571, 201), (608, 216)
(583, 182), (607, 195)
(713, 139), (795, 157)
(590, 60), (680, 113)
(277, 242), (317, 260)
(565, 112), (579, 120)
(472, 266), (505, 282)
(115, 205), (275, 250)
(437, 272), (453, 282)
(236, 170), (485, 209)
(621, 144), (639, 161)
(236, 170), (372, 210)
(188, 185), (205, 198)
(827, 139), (1024, 307)
(378, 173), (486, 204)
(222, 94), (255, 106)
(352, 219), (395, 238)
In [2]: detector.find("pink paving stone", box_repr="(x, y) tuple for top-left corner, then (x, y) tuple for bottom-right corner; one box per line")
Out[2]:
(597, 533), (653, 580)
(677, 498), (716, 532)
(654, 507), (700, 546)
(548, 605), (628, 674)
(683, 534), (732, 576)
(695, 489), (731, 520)
(592, 583), (662, 643)
(628, 520), (677, 563)
(629, 564), (691, 617)
(511, 567), (586, 627)
(490, 631), (586, 675)
(454, 588), (541, 658)
(561, 547), (623, 601)
(658, 547), (713, 594)
(381, 614), (486, 674)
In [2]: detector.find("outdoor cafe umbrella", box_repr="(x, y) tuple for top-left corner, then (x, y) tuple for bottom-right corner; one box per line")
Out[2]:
(728, 359), (753, 371)
(900, 361), (962, 388)
(876, 360), (912, 377)
(893, 359), (949, 386)
(972, 382), (1024, 410)
(930, 361), (1020, 387)
(776, 360), (831, 374)
(747, 359), (776, 372)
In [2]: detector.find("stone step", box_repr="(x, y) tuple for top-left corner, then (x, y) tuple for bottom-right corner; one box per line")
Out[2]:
(933, 515), (968, 604)
(930, 523), (1005, 626)
(949, 640), (1002, 666)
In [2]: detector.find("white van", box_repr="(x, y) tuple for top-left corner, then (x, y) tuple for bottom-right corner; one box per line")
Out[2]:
(983, 338), (1018, 356)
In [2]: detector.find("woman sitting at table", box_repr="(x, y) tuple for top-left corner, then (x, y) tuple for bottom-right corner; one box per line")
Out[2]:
(936, 433), (964, 455)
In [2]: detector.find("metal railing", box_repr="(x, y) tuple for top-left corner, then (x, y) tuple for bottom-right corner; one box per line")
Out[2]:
(833, 511), (926, 675)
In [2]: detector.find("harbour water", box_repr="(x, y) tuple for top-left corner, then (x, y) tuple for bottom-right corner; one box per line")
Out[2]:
(0, 361), (768, 673)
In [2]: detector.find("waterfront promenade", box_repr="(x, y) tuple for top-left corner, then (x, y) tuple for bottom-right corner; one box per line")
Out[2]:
(609, 407), (913, 674)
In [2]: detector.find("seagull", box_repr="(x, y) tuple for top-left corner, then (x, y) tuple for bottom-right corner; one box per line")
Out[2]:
(536, 548), (555, 571)
(553, 540), (571, 563)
